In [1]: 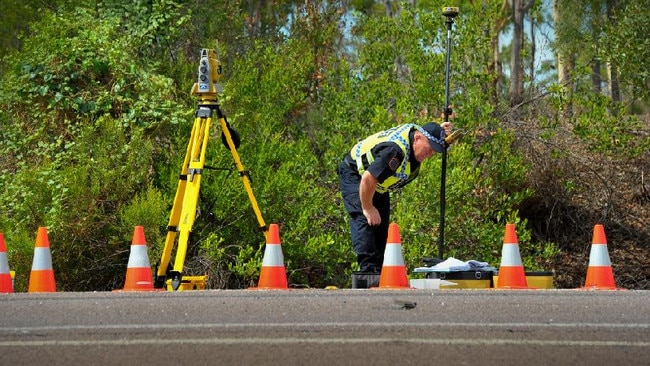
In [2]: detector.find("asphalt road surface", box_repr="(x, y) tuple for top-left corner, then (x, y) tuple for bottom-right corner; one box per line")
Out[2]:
(1, 289), (649, 365)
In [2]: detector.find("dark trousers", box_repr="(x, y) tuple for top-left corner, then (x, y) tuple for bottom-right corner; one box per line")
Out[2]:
(337, 160), (390, 273)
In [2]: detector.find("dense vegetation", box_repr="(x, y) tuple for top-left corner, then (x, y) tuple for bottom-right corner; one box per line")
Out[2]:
(1, 0), (648, 291)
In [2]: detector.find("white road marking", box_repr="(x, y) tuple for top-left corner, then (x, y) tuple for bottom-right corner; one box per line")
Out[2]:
(1, 321), (648, 332)
(0, 337), (648, 348)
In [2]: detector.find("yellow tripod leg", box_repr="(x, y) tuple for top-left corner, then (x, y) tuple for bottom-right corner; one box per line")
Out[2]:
(155, 107), (212, 290)
(154, 115), (200, 288)
(216, 109), (267, 238)
(170, 109), (212, 290)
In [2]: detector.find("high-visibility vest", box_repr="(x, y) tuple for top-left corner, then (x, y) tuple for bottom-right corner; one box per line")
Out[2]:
(350, 124), (419, 193)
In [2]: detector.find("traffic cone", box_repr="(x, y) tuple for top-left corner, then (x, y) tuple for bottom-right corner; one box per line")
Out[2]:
(28, 227), (56, 292)
(0, 233), (13, 293)
(495, 223), (528, 289)
(377, 223), (410, 289)
(583, 224), (619, 290)
(120, 226), (155, 291)
(251, 224), (288, 289)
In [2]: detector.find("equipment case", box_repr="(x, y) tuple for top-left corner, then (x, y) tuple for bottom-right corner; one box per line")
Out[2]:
(424, 270), (494, 289)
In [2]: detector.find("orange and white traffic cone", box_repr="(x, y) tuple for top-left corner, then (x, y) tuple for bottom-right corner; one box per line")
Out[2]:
(0, 233), (13, 293)
(28, 227), (56, 293)
(120, 226), (155, 291)
(377, 223), (410, 289)
(583, 224), (619, 290)
(251, 224), (288, 289)
(495, 223), (528, 289)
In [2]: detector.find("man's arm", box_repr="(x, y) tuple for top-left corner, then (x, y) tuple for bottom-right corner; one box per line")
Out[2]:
(360, 171), (381, 226)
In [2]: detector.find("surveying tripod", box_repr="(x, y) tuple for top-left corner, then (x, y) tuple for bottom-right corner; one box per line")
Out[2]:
(154, 48), (267, 291)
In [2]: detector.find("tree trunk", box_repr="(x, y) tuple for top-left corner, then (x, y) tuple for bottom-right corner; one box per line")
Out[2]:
(553, 0), (574, 116)
(606, 0), (621, 107)
(488, 0), (509, 106)
(592, 60), (602, 93)
(530, 11), (536, 86)
(590, 2), (603, 94)
(382, 0), (410, 84)
(509, 0), (533, 107)
(554, 0), (570, 85)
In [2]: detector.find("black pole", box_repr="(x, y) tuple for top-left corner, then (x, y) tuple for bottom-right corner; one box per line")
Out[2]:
(438, 7), (458, 259)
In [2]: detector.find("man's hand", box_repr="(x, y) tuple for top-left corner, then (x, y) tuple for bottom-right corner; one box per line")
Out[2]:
(363, 206), (381, 226)
(359, 171), (381, 226)
(440, 105), (454, 136)
(441, 121), (453, 136)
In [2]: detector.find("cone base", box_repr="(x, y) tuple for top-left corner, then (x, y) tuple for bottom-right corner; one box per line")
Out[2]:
(378, 266), (410, 289)
(252, 266), (288, 290)
(584, 266), (617, 290)
(495, 266), (528, 289)
(0, 273), (12, 293)
(122, 267), (154, 291)
(28, 270), (56, 292)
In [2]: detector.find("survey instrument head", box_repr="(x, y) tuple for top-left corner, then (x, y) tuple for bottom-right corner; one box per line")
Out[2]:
(192, 48), (223, 96)
(442, 7), (459, 18)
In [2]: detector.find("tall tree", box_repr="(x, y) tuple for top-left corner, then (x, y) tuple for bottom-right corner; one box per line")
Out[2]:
(605, 0), (621, 105)
(485, 0), (510, 106)
(553, 0), (570, 86)
(509, 0), (535, 107)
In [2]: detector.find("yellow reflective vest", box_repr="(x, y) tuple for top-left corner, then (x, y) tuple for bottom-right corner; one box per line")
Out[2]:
(350, 124), (419, 193)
